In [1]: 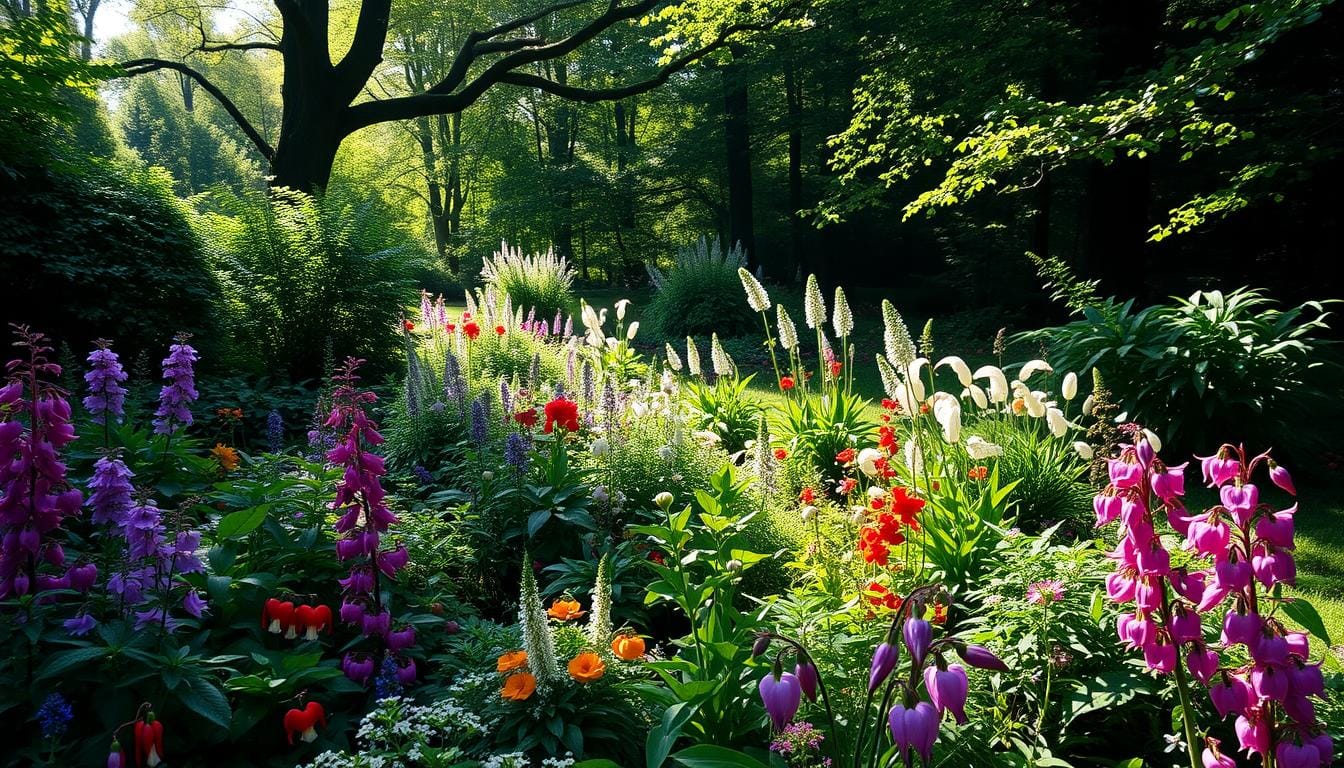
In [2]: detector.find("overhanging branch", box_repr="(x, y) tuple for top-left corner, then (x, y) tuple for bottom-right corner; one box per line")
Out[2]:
(119, 58), (275, 161)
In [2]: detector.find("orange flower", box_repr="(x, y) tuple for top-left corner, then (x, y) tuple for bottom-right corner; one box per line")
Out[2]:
(968, 465), (988, 481)
(1011, 398), (1026, 415)
(547, 598), (586, 621)
(210, 443), (240, 471)
(497, 650), (529, 673)
(568, 652), (606, 683)
(501, 671), (537, 701)
(611, 634), (646, 661)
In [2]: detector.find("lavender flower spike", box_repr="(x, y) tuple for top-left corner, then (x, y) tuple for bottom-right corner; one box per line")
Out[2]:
(153, 334), (199, 435)
(83, 340), (128, 425)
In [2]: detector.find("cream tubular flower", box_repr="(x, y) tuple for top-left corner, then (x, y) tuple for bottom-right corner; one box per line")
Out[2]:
(936, 356), (974, 388)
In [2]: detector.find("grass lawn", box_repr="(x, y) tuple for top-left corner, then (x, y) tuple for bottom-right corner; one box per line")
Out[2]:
(1291, 486), (1344, 659)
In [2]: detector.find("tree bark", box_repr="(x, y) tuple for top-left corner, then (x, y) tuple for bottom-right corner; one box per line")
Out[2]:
(722, 48), (756, 269)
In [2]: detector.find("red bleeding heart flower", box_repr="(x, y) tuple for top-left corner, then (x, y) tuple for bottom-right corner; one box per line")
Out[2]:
(836, 447), (856, 464)
(295, 604), (333, 640)
(463, 322), (480, 340)
(284, 701), (327, 745)
(779, 376), (795, 390)
(543, 397), (580, 433)
(262, 598), (296, 637)
(134, 714), (165, 767)
(514, 409), (538, 428)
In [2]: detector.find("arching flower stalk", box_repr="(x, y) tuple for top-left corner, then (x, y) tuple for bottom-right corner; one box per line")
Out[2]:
(738, 267), (783, 385)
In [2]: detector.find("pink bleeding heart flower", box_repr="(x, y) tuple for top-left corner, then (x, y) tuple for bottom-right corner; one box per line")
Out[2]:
(1187, 647), (1220, 685)
(1221, 611), (1261, 647)
(1094, 493), (1122, 527)
(1199, 452), (1241, 487)
(1150, 463), (1186, 501)
(758, 670), (802, 731)
(1220, 483), (1259, 525)
(1186, 514), (1231, 557)
(1202, 738), (1236, 768)
(1142, 640), (1177, 673)
(1209, 676), (1249, 719)
(1255, 508), (1295, 549)
(1251, 665), (1288, 702)
(1108, 457), (1144, 489)
(1235, 713), (1270, 757)
(1268, 460), (1296, 496)
(1274, 740), (1321, 768)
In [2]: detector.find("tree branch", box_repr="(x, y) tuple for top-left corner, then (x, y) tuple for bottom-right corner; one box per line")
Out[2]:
(334, 0), (393, 96)
(198, 40), (281, 52)
(119, 58), (275, 161)
(434, 0), (587, 96)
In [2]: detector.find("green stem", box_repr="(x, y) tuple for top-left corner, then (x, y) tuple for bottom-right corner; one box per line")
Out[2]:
(1172, 651), (1203, 768)
(1032, 603), (1052, 766)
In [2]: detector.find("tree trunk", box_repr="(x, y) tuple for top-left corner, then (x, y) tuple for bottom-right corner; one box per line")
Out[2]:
(79, 0), (99, 61)
(722, 49), (756, 269)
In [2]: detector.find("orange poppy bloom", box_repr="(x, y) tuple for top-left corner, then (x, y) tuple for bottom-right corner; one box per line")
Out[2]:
(211, 443), (240, 471)
(547, 598), (586, 621)
(501, 671), (537, 701)
(497, 650), (528, 673)
(568, 652), (606, 683)
(611, 634), (646, 661)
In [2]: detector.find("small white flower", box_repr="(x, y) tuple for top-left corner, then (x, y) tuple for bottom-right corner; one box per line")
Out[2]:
(725, 559), (743, 571)
(1073, 441), (1094, 460)
(936, 356), (974, 388)
(1018, 359), (1054, 381)
(800, 505), (819, 522)
(482, 470), (495, 481)
(858, 448), (884, 478)
(866, 484), (887, 500)
(615, 298), (631, 321)
(590, 437), (610, 456)
(1061, 371), (1078, 401)
(965, 435), (1004, 459)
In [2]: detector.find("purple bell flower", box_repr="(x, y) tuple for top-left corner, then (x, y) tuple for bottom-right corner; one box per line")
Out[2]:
(923, 663), (969, 724)
(903, 617), (932, 669)
(868, 641), (899, 693)
(758, 670), (802, 731)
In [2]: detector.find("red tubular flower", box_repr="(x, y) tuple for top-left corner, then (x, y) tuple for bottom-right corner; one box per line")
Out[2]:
(403, 320), (414, 332)
(830, 361), (843, 378)
(799, 487), (816, 504)
(774, 448), (788, 460)
(864, 581), (902, 610)
(780, 376), (795, 391)
(968, 466), (988, 481)
(514, 409), (538, 428)
(836, 447), (856, 464)
(543, 397), (580, 433)
(283, 701), (327, 745)
(463, 322), (480, 340)
(134, 715), (164, 767)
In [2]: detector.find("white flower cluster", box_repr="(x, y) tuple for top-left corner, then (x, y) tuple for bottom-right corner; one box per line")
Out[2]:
(482, 752), (530, 768)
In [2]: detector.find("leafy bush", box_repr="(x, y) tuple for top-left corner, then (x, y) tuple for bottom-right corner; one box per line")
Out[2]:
(0, 160), (219, 361)
(1020, 286), (1338, 458)
(480, 242), (576, 317)
(199, 185), (426, 380)
(645, 238), (758, 339)
(975, 418), (1093, 537)
(683, 375), (763, 455)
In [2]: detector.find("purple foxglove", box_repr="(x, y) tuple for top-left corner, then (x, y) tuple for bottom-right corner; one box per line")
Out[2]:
(1093, 493), (1121, 527)
(923, 664), (969, 724)
(868, 641), (899, 693)
(903, 617), (932, 669)
(342, 654), (374, 685)
(1169, 569), (1206, 605)
(387, 626), (416, 651)
(1186, 515), (1230, 557)
(1274, 740), (1321, 768)
(1255, 507), (1295, 549)
(1213, 559), (1252, 591)
(1235, 713), (1269, 756)
(1210, 677), (1248, 719)
(1268, 461), (1296, 496)
(64, 614), (97, 637)
(1251, 665), (1288, 701)
(888, 704), (912, 762)
(794, 660), (818, 702)
(1170, 606), (1203, 643)
(1187, 647), (1219, 685)
(958, 644), (1008, 672)
(1221, 611), (1261, 647)
(68, 562), (96, 591)
(1108, 458), (1143, 489)
(758, 670), (802, 731)
(1105, 571), (1137, 603)
(183, 590), (207, 619)
(339, 599), (365, 625)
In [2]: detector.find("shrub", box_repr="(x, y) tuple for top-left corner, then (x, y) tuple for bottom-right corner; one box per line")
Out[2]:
(479, 242), (576, 317)
(975, 418), (1093, 537)
(199, 185), (426, 380)
(645, 238), (758, 339)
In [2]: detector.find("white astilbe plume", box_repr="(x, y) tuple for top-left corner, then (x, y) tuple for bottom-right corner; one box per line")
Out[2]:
(738, 267), (772, 312)
(776, 305), (799, 351)
(833, 287), (854, 338)
(587, 554), (613, 650)
(804, 274), (826, 329)
(686, 337), (702, 377)
(751, 416), (777, 496)
(881, 300), (916, 367)
(710, 333), (735, 377)
(519, 553), (561, 682)
(465, 290), (478, 320)
(665, 343), (683, 372)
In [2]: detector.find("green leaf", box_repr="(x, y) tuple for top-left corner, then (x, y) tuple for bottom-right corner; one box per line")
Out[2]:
(1281, 597), (1332, 645)
(216, 505), (269, 539)
(672, 745), (769, 768)
(648, 702), (699, 768)
(527, 509), (553, 538)
(178, 676), (233, 730)
(36, 646), (108, 681)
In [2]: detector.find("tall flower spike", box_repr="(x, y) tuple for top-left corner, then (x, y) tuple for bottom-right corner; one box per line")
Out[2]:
(803, 274), (825, 329)
(83, 339), (128, 426)
(710, 333), (734, 377)
(153, 334), (199, 435)
(876, 355), (902, 400)
(832, 286), (854, 338)
(664, 343), (683, 372)
(685, 337), (702, 377)
(776, 305), (799, 352)
(881, 300), (916, 367)
(738, 267), (771, 312)
(519, 553), (562, 682)
(587, 554), (613, 649)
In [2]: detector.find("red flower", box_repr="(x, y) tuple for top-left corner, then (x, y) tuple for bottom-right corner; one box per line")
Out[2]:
(494, 325), (506, 336)
(134, 715), (165, 767)
(543, 397), (580, 433)
(838, 477), (857, 495)
(403, 320), (415, 332)
(881, 398), (898, 411)
(857, 529), (889, 565)
(830, 361), (843, 378)
(649, 551), (665, 565)
(889, 487), (925, 530)
(968, 465), (988, 481)
(780, 376), (795, 391)
(463, 321), (481, 340)
(463, 311), (472, 320)
(295, 604), (333, 640)
(799, 487), (815, 504)
(774, 448), (788, 460)
(284, 701), (327, 745)
(445, 322), (456, 333)
(931, 602), (947, 625)
(835, 447), (856, 464)
(864, 581), (903, 611)
(514, 409), (538, 428)
(262, 598), (296, 636)
(877, 426), (898, 453)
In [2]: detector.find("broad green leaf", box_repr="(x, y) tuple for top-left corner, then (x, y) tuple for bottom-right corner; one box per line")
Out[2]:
(216, 505), (270, 539)
(648, 702), (699, 768)
(1281, 597), (1332, 645)
(672, 745), (770, 768)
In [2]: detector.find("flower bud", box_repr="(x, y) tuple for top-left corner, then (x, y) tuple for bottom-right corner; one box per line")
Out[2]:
(958, 643), (1009, 672)
(800, 505), (818, 522)
(725, 559), (743, 571)
(752, 634), (772, 657)
(482, 470), (495, 481)
(654, 492), (674, 510)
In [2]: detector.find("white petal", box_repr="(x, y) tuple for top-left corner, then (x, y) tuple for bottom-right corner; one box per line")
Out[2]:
(1061, 372), (1079, 401)
(1019, 359), (1054, 381)
(936, 356), (973, 388)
